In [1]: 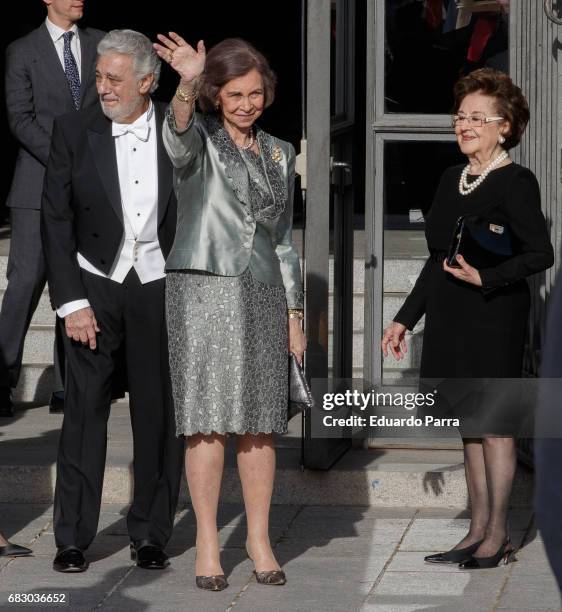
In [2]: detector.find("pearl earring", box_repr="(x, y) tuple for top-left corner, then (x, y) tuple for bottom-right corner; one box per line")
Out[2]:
(499, 135), (505, 145)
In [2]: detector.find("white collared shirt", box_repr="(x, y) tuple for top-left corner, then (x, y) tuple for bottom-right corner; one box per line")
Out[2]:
(57, 102), (166, 318)
(45, 17), (81, 79)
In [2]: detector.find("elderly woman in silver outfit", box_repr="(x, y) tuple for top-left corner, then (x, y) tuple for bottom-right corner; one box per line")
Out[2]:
(153, 33), (306, 591)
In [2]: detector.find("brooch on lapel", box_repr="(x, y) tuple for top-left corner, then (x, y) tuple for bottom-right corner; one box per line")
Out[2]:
(271, 145), (283, 164)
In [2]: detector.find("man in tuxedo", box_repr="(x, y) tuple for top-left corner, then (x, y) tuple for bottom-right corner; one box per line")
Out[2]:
(0, 0), (105, 416)
(41, 29), (183, 573)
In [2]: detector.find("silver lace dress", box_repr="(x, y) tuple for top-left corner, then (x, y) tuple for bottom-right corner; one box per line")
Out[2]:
(166, 143), (290, 436)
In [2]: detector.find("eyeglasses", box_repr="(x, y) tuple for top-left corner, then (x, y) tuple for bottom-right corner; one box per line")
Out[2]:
(451, 113), (504, 128)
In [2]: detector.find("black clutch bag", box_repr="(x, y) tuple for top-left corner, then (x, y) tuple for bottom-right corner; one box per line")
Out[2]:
(289, 352), (314, 420)
(446, 214), (514, 269)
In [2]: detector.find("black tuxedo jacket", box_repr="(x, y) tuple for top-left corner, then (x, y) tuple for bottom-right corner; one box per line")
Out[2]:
(41, 100), (177, 309)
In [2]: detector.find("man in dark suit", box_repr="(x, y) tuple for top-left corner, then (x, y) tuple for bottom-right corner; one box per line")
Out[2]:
(536, 262), (562, 595)
(0, 0), (105, 416)
(41, 29), (183, 573)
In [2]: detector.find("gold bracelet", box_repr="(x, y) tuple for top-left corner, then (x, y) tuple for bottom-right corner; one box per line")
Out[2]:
(288, 309), (304, 321)
(175, 85), (199, 104)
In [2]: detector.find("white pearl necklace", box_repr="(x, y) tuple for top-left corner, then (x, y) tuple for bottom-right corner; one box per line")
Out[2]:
(458, 150), (509, 196)
(238, 130), (255, 150)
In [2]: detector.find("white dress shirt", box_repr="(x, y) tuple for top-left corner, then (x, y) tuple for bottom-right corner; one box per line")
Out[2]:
(45, 18), (82, 79)
(58, 101), (166, 318)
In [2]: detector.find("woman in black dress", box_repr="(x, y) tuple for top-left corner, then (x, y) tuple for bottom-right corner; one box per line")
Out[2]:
(382, 68), (553, 569)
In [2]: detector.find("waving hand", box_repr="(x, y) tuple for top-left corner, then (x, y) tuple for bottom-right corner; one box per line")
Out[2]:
(154, 32), (206, 83)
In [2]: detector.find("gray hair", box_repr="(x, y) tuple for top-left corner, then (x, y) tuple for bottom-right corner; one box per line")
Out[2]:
(97, 29), (161, 93)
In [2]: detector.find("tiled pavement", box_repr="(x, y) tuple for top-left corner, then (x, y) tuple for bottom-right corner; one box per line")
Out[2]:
(0, 503), (559, 611)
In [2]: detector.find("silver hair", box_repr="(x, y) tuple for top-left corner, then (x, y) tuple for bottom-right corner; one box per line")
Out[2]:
(97, 29), (161, 93)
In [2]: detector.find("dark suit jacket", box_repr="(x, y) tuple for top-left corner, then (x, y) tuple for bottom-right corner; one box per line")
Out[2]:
(535, 257), (562, 591)
(5, 22), (105, 209)
(40, 101), (177, 309)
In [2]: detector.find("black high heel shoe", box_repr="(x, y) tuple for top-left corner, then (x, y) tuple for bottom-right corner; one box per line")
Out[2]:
(459, 539), (516, 569)
(424, 539), (483, 564)
(0, 542), (32, 557)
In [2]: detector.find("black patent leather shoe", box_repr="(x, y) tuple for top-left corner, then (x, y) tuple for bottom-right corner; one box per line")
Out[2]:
(424, 539), (484, 564)
(130, 541), (170, 569)
(49, 392), (64, 414)
(0, 542), (32, 557)
(0, 387), (14, 417)
(459, 539), (516, 569)
(53, 546), (87, 572)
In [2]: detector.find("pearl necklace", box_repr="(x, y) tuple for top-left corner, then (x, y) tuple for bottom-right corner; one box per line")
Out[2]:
(237, 129), (255, 150)
(458, 150), (509, 196)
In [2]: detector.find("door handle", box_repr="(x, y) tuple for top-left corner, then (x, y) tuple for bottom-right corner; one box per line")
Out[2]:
(330, 158), (352, 189)
(544, 0), (562, 25)
(330, 158), (352, 174)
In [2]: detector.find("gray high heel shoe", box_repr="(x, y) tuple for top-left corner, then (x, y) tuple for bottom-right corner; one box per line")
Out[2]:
(246, 543), (287, 586)
(253, 569), (287, 585)
(195, 574), (229, 591)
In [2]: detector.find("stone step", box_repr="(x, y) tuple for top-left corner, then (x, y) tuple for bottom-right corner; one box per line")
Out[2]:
(0, 253), (428, 399)
(383, 257), (427, 293)
(18, 302), (424, 371)
(0, 290), (55, 326)
(381, 368), (422, 382)
(0, 455), (532, 507)
(328, 330), (422, 371)
(0, 403), (532, 507)
(0, 255), (428, 294)
(22, 326), (55, 364)
(0, 258), (427, 331)
(328, 293), (364, 332)
(383, 293), (425, 330)
(13, 363), (54, 404)
(328, 293), (425, 333)
(327, 256), (427, 295)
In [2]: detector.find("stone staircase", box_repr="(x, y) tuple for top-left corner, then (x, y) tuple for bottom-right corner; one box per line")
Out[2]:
(327, 259), (426, 376)
(0, 233), (531, 507)
(3, 236), (430, 404)
(326, 236), (461, 450)
(3, 232), (431, 405)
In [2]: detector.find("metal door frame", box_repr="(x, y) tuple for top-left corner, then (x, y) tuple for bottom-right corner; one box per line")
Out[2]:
(303, 0), (356, 469)
(365, 0), (562, 387)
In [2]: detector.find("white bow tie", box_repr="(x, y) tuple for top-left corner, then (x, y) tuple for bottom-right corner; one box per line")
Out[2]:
(112, 122), (151, 142)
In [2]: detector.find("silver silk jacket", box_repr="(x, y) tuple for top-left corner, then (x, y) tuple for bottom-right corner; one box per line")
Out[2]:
(162, 111), (304, 309)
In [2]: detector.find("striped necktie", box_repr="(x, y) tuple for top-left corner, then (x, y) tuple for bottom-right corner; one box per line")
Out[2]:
(63, 31), (81, 110)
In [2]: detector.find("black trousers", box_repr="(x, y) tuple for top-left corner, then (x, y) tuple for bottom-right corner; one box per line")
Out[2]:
(53, 269), (183, 550)
(0, 208), (64, 390)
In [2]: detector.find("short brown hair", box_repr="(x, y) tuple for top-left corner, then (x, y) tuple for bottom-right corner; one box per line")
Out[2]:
(453, 68), (530, 150)
(198, 38), (277, 114)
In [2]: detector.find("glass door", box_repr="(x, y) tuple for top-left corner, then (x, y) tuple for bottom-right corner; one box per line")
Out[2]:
(301, 0), (359, 468)
(365, 0), (511, 447)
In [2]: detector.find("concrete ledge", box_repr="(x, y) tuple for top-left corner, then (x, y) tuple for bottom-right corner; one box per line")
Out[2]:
(0, 446), (534, 508)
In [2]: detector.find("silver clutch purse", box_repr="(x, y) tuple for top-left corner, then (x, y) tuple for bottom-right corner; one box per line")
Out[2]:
(289, 352), (314, 419)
